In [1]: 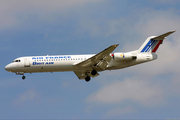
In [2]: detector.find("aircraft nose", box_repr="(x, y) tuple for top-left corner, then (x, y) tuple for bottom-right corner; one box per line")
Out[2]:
(5, 64), (12, 72)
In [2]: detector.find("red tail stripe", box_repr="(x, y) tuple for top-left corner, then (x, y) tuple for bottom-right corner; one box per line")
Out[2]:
(152, 40), (162, 52)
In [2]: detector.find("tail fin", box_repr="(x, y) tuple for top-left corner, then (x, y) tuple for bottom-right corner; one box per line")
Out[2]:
(138, 31), (175, 53)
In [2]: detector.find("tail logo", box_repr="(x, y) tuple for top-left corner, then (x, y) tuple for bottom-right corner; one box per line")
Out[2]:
(141, 39), (162, 53)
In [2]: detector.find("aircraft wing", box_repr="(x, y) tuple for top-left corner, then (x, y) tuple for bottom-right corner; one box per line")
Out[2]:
(73, 44), (119, 79)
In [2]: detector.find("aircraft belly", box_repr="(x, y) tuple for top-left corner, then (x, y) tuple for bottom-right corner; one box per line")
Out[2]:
(18, 62), (75, 73)
(106, 60), (146, 70)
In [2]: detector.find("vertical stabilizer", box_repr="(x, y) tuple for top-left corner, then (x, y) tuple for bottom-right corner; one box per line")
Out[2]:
(138, 31), (175, 53)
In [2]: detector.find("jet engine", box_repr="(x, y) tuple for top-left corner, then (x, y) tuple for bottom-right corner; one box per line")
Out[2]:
(112, 53), (137, 61)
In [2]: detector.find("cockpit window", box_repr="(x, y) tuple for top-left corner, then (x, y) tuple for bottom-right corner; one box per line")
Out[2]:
(13, 60), (21, 62)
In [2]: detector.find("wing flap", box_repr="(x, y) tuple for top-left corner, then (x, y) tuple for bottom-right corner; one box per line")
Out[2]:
(73, 71), (86, 79)
(74, 70), (99, 80)
(96, 55), (112, 70)
(74, 44), (119, 70)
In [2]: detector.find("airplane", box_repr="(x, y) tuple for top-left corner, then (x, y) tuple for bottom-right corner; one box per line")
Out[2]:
(5, 31), (175, 82)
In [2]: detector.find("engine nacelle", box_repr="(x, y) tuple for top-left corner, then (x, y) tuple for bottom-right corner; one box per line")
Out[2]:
(112, 53), (136, 61)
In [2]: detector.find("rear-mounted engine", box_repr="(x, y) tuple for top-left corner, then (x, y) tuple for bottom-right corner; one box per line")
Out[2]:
(111, 53), (137, 61)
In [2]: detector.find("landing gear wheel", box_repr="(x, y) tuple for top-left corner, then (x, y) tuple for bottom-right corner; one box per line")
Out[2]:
(22, 76), (26, 80)
(91, 70), (97, 76)
(85, 76), (91, 82)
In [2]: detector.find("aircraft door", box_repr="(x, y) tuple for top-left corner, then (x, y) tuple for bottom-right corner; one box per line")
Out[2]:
(24, 58), (30, 67)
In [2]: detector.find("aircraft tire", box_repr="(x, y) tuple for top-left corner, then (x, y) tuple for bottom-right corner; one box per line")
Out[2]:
(91, 70), (97, 76)
(85, 76), (91, 82)
(22, 76), (26, 80)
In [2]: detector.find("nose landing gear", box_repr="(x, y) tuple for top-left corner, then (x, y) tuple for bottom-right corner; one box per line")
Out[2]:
(16, 72), (26, 80)
(22, 75), (26, 80)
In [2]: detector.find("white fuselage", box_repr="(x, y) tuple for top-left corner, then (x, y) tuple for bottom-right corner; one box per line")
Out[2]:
(4, 31), (175, 81)
(5, 52), (157, 74)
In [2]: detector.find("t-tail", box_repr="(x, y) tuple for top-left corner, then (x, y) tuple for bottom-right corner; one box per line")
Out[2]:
(138, 31), (175, 53)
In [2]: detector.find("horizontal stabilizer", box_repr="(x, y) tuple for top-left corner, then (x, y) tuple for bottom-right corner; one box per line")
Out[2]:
(153, 31), (175, 40)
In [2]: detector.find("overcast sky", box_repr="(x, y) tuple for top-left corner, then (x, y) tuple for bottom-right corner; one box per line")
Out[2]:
(1, 0), (180, 119)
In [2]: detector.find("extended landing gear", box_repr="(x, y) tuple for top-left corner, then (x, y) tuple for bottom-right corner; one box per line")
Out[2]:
(84, 70), (97, 82)
(85, 76), (91, 82)
(16, 72), (26, 80)
(91, 70), (97, 76)
(22, 76), (26, 80)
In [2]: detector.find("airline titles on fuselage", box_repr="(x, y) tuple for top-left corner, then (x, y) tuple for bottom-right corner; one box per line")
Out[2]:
(31, 55), (88, 66)
(32, 56), (71, 60)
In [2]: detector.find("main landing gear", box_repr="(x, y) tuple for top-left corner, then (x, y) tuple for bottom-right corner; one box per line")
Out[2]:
(85, 76), (91, 82)
(22, 75), (26, 80)
(85, 70), (97, 82)
(91, 70), (97, 76)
